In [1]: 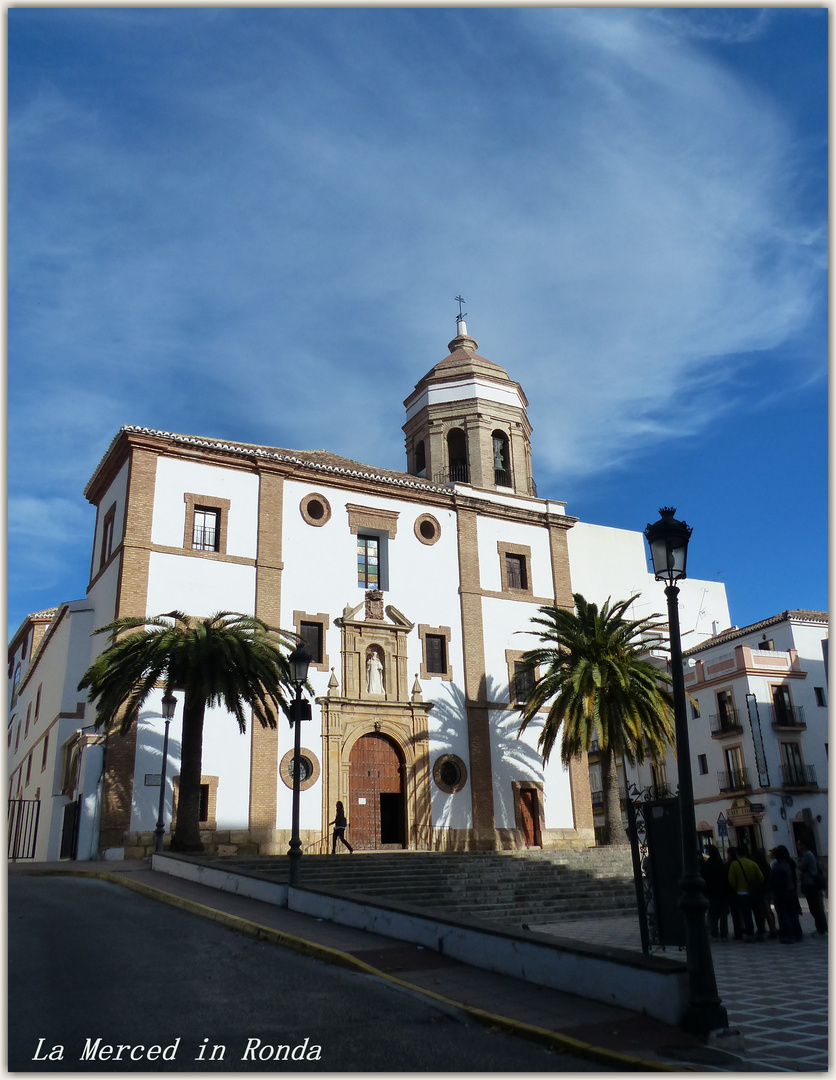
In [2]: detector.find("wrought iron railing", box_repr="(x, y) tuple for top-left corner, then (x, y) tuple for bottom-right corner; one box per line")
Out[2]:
(771, 704), (806, 729)
(433, 462), (471, 485)
(709, 710), (743, 737)
(192, 526), (217, 551)
(494, 467), (512, 488)
(781, 764), (817, 788)
(717, 768), (751, 792)
(8, 799), (40, 860)
(303, 833), (332, 855)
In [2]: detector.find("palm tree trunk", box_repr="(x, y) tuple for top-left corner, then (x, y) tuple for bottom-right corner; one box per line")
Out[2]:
(171, 697), (205, 852)
(603, 745), (628, 845)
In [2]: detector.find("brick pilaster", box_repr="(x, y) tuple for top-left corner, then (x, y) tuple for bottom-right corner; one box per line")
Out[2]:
(456, 506), (495, 833)
(250, 468), (284, 828)
(101, 447), (157, 847)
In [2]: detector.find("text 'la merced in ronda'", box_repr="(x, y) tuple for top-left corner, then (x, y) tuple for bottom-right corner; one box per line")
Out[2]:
(32, 1037), (323, 1062)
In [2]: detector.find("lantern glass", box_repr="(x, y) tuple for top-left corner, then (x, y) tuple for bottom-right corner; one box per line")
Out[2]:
(161, 690), (178, 720)
(645, 507), (692, 583)
(288, 643), (312, 686)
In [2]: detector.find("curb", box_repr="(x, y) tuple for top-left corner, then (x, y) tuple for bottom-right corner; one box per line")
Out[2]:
(25, 869), (685, 1072)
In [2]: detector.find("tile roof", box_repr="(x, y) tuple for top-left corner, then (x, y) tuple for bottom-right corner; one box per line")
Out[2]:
(683, 609), (828, 655)
(86, 426), (455, 498)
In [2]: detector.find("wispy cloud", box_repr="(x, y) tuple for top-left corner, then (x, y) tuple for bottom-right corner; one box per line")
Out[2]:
(8, 8), (826, 629)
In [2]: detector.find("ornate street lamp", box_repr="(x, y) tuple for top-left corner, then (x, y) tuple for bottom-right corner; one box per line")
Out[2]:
(287, 642), (312, 887)
(645, 508), (728, 1036)
(154, 689), (178, 854)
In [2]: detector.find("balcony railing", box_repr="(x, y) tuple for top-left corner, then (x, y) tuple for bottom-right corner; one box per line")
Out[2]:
(192, 526), (217, 551)
(709, 710), (743, 738)
(434, 462), (471, 485)
(781, 764), (817, 788)
(528, 478), (538, 498)
(718, 767), (751, 792)
(494, 468), (512, 488)
(772, 704), (806, 730)
(591, 790), (604, 809)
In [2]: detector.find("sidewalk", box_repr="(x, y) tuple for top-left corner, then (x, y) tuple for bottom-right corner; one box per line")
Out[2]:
(9, 859), (827, 1072)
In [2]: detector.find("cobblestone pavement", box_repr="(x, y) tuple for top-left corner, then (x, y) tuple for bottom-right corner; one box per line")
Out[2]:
(532, 900), (829, 1072)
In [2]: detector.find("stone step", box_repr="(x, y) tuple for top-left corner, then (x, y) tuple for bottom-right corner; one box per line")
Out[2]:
(216, 849), (638, 922)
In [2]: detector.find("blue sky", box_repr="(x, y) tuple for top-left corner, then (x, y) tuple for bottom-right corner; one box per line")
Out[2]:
(8, 7), (828, 639)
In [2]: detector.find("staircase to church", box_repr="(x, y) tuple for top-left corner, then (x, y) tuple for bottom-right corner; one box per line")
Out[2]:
(223, 847), (638, 927)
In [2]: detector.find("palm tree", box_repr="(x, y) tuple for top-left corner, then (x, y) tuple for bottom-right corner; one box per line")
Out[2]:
(78, 611), (299, 852)
(516, 593), (675, 845)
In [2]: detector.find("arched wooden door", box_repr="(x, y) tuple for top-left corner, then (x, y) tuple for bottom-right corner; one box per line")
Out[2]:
(349, 733), (406, 849)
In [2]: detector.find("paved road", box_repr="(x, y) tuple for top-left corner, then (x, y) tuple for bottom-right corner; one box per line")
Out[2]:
(8, 876), (607, 1072)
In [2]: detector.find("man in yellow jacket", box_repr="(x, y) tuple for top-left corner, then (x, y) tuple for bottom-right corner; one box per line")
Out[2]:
(727, 846), (764, 941)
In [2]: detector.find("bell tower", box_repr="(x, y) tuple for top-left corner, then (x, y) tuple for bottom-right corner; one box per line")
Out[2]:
(403, 309), (536, 497)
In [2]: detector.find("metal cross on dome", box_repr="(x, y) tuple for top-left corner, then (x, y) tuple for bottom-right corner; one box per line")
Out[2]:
(454, 295), (467, 321)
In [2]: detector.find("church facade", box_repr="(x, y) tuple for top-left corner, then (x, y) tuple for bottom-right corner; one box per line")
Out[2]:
(8, 320), (730, 860)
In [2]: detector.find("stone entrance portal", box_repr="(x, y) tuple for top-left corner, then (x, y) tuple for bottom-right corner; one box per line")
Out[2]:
(348, 732), (406, 848)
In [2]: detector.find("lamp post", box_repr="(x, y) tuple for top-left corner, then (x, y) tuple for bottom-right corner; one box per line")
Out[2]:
(287, 643), (312, 887)
(154, 689), (178, 854)
(645, 508), (728, 1037)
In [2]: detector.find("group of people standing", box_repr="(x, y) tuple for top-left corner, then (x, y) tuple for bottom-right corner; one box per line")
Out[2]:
(701, 837), (827, 944)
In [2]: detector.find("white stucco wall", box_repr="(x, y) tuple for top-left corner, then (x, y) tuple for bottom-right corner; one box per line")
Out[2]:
(280, 479), (473, 831)
(7, 600), (99, 860)
(151, 456), (260, 559)
(90, 458), (130, 583)
(131, 690), (252, 834)
(567, 521), (730, 642)
(144, 551), (257, 618)
(475, 515), (553, 598)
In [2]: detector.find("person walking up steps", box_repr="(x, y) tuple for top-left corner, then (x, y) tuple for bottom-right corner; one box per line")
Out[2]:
(330, 801), (354, 854)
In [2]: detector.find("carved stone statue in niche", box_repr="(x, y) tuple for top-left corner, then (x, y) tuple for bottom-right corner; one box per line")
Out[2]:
(366, 648), (385, 694)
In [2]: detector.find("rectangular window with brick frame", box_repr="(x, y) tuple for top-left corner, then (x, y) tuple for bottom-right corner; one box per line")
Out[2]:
(293, 611), (330, 672)
(513, 661), (535, 704)
(300, 621), (323, 664)
(506, 554), (527, 590)
(419, 625), (453, 681)
(99, 503), (116, 570)
(506, 649), (539, 708)
(497, 542), (534, 598)
(192, 507), (220, 551)
(183, 494), (230, 556)
(425, 634), (447, 675)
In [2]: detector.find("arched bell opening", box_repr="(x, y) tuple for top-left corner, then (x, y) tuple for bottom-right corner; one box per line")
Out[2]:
(492, 430), (512, 488)
(446, 428), (469, 484)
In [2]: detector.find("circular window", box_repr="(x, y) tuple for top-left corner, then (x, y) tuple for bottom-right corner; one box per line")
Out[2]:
(432, 754), (468, 795)
(300, 493), (332, 527)
(280, 747), (321, 790)
(414, 513), (441, 546)
(289, 756), (314, 782)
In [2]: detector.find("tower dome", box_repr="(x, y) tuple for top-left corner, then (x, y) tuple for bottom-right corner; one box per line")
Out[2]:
(403, 315), (535, 497)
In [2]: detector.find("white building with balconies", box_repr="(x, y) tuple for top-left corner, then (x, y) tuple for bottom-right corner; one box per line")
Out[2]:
(628, 609), (828, 864)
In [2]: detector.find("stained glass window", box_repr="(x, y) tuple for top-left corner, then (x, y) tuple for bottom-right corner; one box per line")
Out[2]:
(357, 535), (379, 588)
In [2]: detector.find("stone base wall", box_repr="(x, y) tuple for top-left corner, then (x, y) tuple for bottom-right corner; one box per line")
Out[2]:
(114, 825), (595, 859)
